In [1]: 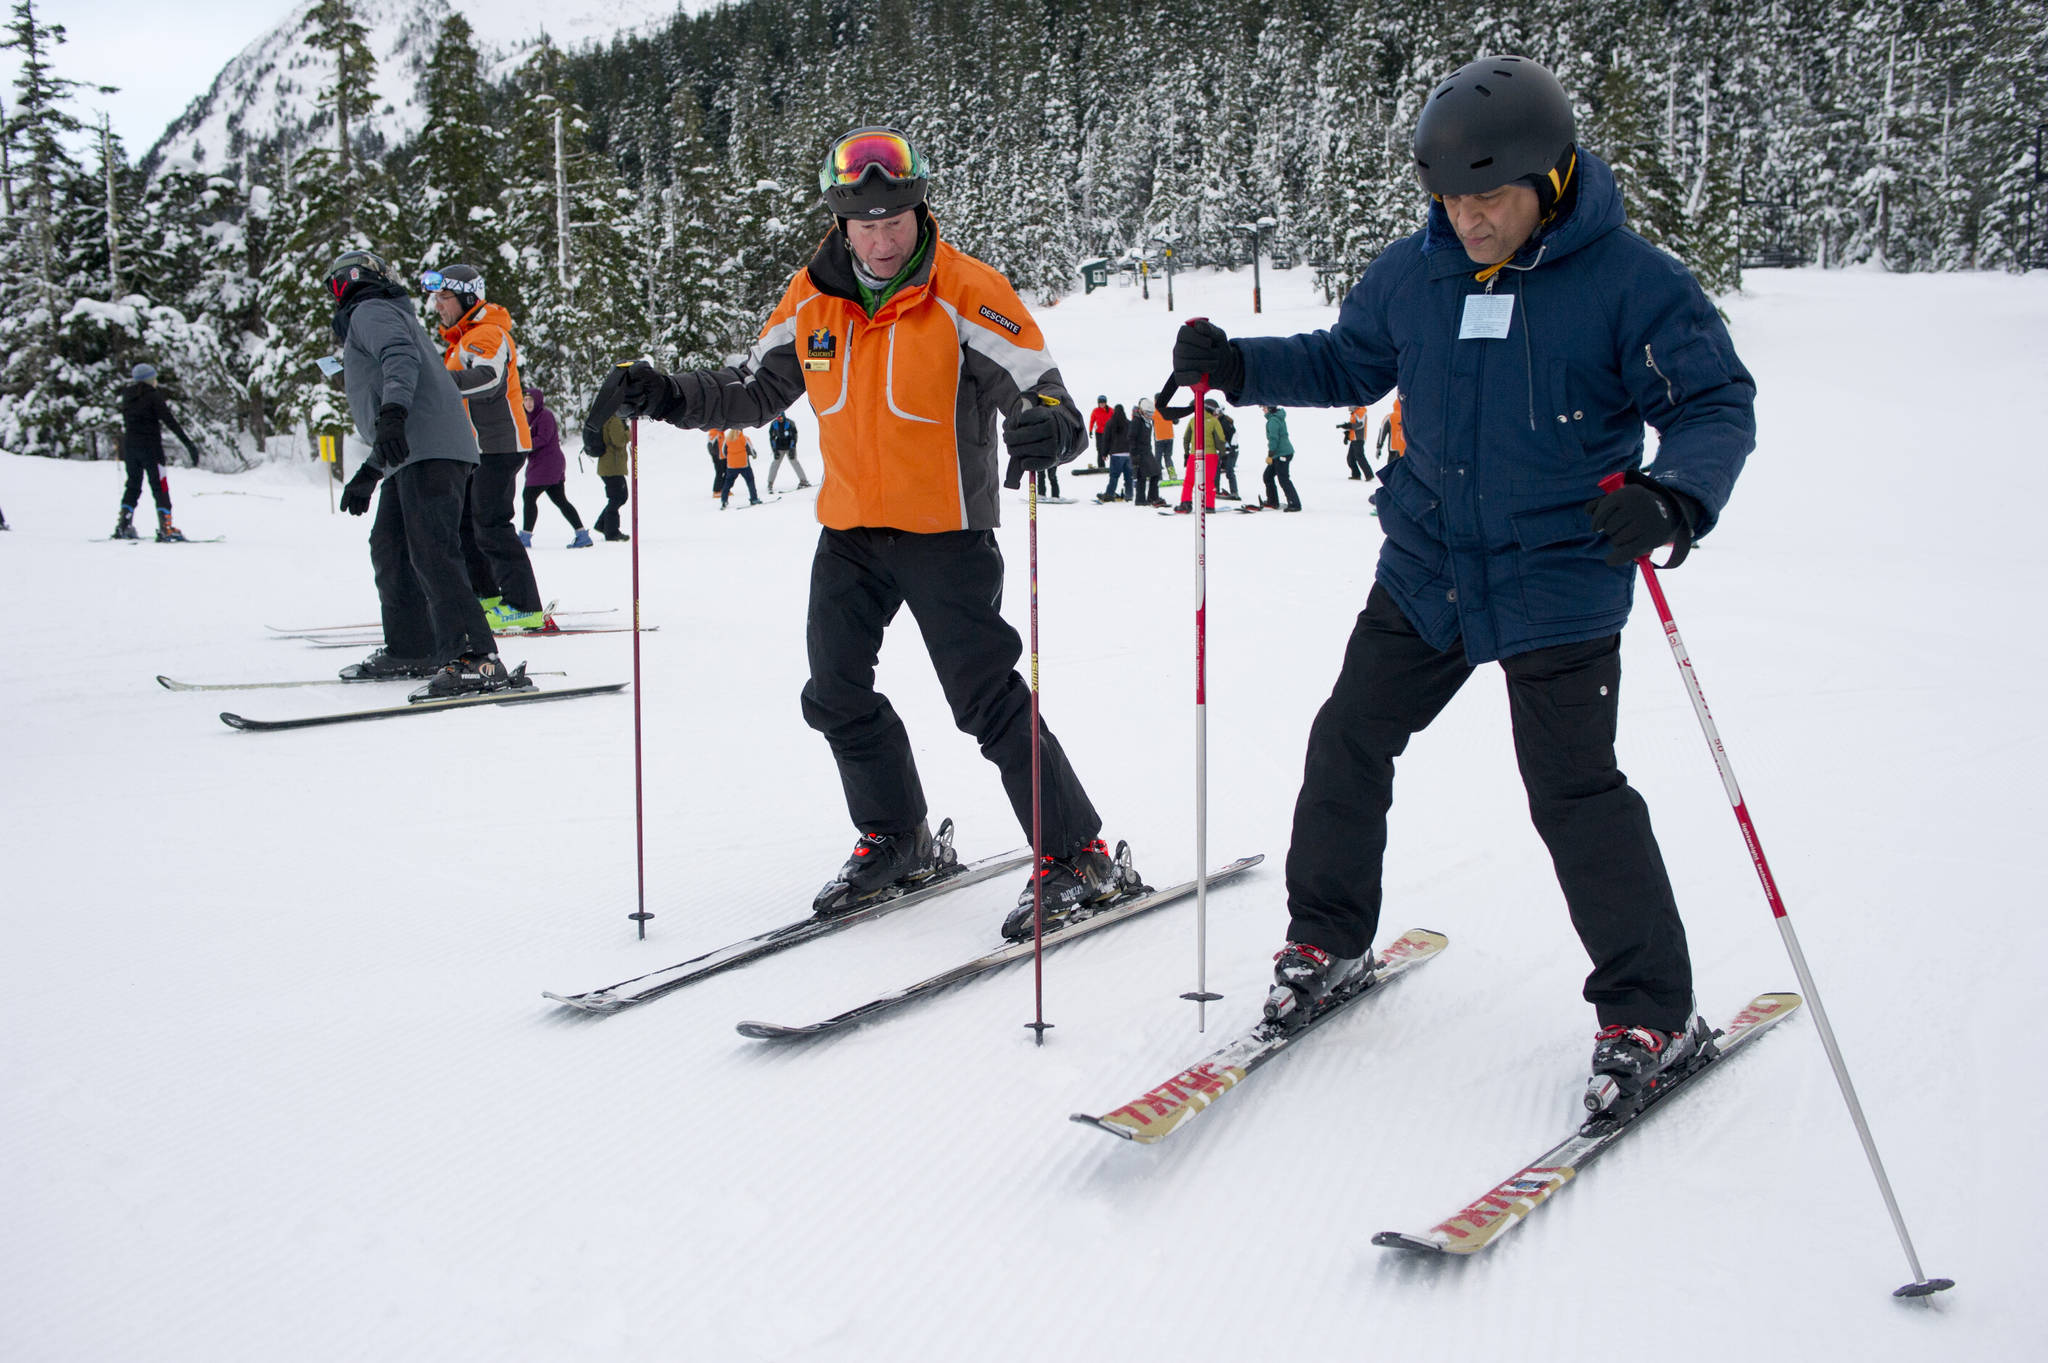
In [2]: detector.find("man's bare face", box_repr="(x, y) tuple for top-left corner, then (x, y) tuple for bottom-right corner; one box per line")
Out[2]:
(845, 212), (920, 279)
(431, 291), (465, 326)
(1441, 184), (1543, 267)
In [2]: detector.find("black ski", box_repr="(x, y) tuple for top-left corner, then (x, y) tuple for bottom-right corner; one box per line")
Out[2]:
(161, 671), (566, 692)
(735, 854), (1263, 1041)
(219, 681), (625, 731)
(1070, 928), (1449, 1143)
(1371, 992), (1804, 1256)
(543, 821), (1031, 1015)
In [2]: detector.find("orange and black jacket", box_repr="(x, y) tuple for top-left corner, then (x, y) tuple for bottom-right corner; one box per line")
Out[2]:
(440, 301), (532, 455)
(648, 221), (1083, 534)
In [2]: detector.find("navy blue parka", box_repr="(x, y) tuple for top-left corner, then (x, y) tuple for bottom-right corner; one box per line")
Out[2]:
(1232, 149), (1755, 664)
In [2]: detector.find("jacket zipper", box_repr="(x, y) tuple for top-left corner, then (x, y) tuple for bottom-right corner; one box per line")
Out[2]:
(1644, 344), (1676, 405)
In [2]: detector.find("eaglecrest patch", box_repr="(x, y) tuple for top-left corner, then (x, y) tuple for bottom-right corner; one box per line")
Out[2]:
(804, 327), (837, 372)
(977, 304), (1021, 336)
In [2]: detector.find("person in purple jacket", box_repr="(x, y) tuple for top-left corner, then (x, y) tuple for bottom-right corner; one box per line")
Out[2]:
(519, 386), (591, 548)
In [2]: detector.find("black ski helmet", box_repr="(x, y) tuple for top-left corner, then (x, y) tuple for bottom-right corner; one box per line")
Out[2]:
(324, 249), (399, 302)
(425, 262), (486, 301)
(818, 126), (930, 219)
(1412, 55), (1576, 199)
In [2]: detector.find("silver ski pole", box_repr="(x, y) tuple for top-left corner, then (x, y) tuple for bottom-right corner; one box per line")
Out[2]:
(1602, 472), (1949, 1299)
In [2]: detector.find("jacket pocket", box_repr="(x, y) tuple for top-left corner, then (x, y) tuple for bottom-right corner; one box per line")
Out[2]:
(1510, 502), (1630, 626)
(1375, 459), (1448, 593)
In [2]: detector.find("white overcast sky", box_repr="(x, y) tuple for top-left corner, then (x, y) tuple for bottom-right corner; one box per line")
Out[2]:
(4, 0), (297, 155)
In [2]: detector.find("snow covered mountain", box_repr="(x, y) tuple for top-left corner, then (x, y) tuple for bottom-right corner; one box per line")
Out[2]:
(144, 0), (719, 176)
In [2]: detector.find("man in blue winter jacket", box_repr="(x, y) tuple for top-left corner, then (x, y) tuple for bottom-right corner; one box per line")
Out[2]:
(1168, 55), (1756, 1105)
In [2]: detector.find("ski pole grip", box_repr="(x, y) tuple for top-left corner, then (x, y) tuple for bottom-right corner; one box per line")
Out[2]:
(1599, 472), (1624, 495)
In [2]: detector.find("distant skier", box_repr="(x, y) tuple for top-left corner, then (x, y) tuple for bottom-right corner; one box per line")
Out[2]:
(1375, 394), (1406, 469)
(1259, 405), (1301, 512)
(715, 427), (762, 507)
(1158, 392), (1224, 513)
(1096, 403), (1133, 502)
(1340, 404), (1370, 479)
(592, 415), (631, 541)
(1126, 397), (1164, 507)
(425, 263), (547, 630)
(325, 251), (521, 698)
(115, 362), (201, 541)
(584, 125), (1135, 937)
(1087, 394), (1114, 467)
(766, 412), (812, 493)
(1165, 55), (1756, 1104)
(518, 386), (590, 548)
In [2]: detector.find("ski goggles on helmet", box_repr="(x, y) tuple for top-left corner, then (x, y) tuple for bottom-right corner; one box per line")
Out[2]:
(820, 129), (927, 192)
(419, 268), (485, 298)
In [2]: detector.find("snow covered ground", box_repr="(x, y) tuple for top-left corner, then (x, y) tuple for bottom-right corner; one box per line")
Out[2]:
(4, 263), (2039, 1359)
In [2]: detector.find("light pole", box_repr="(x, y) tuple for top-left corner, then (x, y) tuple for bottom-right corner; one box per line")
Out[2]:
(1227, 218), (1275, 313)
(1147, 237), (1177, 312)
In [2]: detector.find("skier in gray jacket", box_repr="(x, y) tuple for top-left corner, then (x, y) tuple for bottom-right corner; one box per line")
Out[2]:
(328, 250), (524, 699)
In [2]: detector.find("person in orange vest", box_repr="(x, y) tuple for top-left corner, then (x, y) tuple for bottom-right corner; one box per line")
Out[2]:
(716, 426), (762, 507)
(1375, 394), (1406, 469)
(426, 264), (546, 632)
(1151, 398), (1177, 480)
(1341, 403), (1371, 479)
(583, 126), (1136, 937)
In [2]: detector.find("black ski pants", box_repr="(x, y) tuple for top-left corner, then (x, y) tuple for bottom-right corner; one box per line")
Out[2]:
(460, 450), (543, 611)
(1262, 456), (1301, 510)
(1285, 582), (1693, 1031)
(369, 459), (497, 663)
(521, 482), (583, 532)
(595, 475), (629, 536)
(801, 527), (1101, 856)
(1346, 438), (1370, 479)
(121, 456), (172, 512)
(717, 465), (760, 505)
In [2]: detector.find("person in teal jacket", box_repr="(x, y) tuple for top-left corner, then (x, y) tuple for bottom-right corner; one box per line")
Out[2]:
(1259, 405), (1300, 512)
(1165, 56), (1756, 1107)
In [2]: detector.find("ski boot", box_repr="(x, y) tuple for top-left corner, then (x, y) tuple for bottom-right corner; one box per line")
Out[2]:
(155, 509), (188, 542)
(518, 529), (533, 548)
(602, 530), (630, 542)
(409, 654), (532, 702)
(1263, 940), (1374, 1031)
(486, 601), (549, 632)
(568, 528), (593, 548)
(1000, 839), (1142, 941)
(112, 508), (140, 540)
(812, 818), (952, 917)
(1582, 1015), (1717, 1122)
(339, 647), (438, 681)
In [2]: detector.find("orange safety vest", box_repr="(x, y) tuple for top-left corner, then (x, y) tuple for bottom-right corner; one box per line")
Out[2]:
(747, 227), (1072, 533)
(440, 302), (532, 453)
(1388, 397), (1405, 455)
(721, 429), (752, 469)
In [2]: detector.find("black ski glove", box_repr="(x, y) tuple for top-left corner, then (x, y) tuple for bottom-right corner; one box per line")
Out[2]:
(374, 403), (410, 469)
(1170, 318), (1246, 396)
(1004, 395), (1070, 471)
(1584, 472), (1699, 568)
(340, 463), (381, 516)
(587, 360), (681, 431)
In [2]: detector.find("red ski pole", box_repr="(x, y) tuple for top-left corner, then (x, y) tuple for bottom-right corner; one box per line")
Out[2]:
(627, 418), (652, 939)
(1601, 472), (1948, 1298)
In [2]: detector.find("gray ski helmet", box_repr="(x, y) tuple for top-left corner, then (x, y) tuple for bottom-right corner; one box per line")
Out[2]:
(1412, 55), (1575, 198)
(324, 249), (399, 302)
(818, 127), (930, 219)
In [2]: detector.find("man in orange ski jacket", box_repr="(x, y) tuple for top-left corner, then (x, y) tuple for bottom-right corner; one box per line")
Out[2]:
(427, 263), (545, 631)
(585, 127), (1135, 937)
